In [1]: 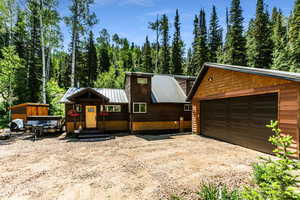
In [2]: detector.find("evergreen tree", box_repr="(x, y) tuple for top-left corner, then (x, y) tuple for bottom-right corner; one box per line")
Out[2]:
(195, 9), (208, 72)
(288, 0), (300, 72)
(186, 47), (193, 75)
(142, 36), (152, 72)
(99, 47), (110, 73)
(246, 0), (273, 68)
(86, 31), (97, 87)
(224, 0), (246, 66)
(14, 8), (29, 103)
(160, 14), (170, 74)
(28, 0), (42, 102)
(208, 6), (223, 62)
(171, 9), (183, 75)
(191, 14), (199, 75)
(271, 10), (289, 70)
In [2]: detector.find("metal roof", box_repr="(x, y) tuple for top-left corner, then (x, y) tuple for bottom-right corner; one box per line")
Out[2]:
(151, 75), (188, 103)
(125, 71), (196, 80)
(187, 63), (300, 101)
(59, 88), (128, 104)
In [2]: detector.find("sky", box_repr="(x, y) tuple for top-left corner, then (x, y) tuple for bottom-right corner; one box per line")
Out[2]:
(59, 0), (296, 49)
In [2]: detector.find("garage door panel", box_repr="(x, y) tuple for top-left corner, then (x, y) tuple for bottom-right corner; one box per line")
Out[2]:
(201, 93), (278, 154)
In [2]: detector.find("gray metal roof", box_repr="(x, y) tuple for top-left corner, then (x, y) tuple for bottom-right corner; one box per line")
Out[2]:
(125, 71), (196, 80)
(151, 75), (188, 103)
(187, 63), (300, 101)
(59, 88), (128, 104)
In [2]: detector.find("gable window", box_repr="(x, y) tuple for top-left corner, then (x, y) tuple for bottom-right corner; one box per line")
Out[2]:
(137, 78), (148, 85)
(104, 105), (121, 112)
(184, 104), (192, 111)
(133, 103), (147, 113)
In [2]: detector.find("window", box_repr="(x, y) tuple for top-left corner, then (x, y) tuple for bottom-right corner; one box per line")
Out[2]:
(133, 103), (147, 113)
(88, 107), (95, 112)
(184, 104), (192, 111)
(104, 105), (121, 112)
(137, 78), (148, 85)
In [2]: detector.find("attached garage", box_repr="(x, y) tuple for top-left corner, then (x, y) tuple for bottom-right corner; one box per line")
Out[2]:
(187, 63), (300, 158)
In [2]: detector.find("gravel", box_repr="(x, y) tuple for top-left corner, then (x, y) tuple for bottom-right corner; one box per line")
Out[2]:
(0, 133), (267, 200)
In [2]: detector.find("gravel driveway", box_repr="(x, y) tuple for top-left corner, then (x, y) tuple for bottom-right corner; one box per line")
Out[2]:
(0, 133), (267, 200)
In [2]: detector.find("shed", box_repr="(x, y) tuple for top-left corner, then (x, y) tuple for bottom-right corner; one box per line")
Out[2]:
(187, 63), (300, 158)
(10, 103), (49, 122)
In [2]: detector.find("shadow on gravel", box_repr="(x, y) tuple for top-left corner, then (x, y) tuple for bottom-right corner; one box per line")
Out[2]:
(136, 132), (192, 141)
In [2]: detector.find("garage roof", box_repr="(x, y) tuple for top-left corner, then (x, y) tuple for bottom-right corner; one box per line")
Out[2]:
(60, 88), (128, 104)
(187, 63), (300, 101)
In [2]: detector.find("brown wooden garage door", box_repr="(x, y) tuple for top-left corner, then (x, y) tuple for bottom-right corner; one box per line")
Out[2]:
(200, 93), (278, 154)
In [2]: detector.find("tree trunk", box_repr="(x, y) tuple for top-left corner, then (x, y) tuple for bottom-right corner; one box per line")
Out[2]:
(39, 0), (46, 104)
(71, 30), (76, 87)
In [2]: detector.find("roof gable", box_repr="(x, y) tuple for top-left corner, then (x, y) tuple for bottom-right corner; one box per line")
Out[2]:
(60, 88), (128, 104)
(67, 88), (110, 102)
(187, 63), (300, 101)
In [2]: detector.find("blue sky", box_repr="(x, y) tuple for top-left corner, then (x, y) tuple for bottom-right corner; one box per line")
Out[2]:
(59, 0), (295, 49)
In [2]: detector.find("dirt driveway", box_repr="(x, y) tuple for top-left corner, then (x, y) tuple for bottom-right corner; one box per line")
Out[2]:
(0, 133), (267, 200)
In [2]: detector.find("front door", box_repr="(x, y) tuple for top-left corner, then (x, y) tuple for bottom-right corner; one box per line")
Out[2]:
(85, 105), (97, 128)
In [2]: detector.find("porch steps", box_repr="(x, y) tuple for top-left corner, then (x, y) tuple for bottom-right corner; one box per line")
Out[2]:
(76, 129), (115, 140)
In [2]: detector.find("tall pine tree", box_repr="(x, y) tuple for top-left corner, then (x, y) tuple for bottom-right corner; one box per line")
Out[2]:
(28, 0), (42, 102)
(271, 10), (289, 70)
(142, 36), (152, 72)
(288, 0), (300, 72)
(171, 9), (183, 75)
(195, 9), (208, 73)
(246, 0), (273, 68)
(208, 6), (222, 62)
(86, 31), (97, 87)
(160, 14), (170, 74)
(224, 0), (246, 66)
(14, 8), (29, 103)
(191, 14), (199, 75)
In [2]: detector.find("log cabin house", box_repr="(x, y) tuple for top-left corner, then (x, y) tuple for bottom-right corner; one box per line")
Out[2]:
(60, 72), (195, 134)
(187, 63), (300, 158)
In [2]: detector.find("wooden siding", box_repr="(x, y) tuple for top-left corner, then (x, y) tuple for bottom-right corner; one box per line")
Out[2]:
(132, 121), (191, 131)
(11, 103), (49, 121)
(131, 103), (191, 122)
(98, 121), (128, 131)
(194, 68), (292, 99)
(130, 76), (152, 103)
(191, 67), (300, 158)
(132, 121), (179, 131)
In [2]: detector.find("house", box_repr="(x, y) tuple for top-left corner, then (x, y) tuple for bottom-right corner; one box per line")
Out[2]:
(187, 63), (300, 158)
(60, 72), (195, 134)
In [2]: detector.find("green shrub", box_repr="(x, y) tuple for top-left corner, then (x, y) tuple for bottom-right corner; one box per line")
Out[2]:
(197, 183), (241, 200)
(242, 120), (300, 200)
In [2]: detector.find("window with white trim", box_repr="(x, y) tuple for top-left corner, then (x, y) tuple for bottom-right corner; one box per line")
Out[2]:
(133, 103), (147, 113)
(184, 104), (192, 111)
(137, 78), (148, 85)
(104, 105), (121, 112)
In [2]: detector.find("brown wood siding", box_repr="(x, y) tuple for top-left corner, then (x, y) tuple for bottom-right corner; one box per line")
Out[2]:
(11, 106), (26, 115)
(200, 93), (277, 154)
(130, 76), (152, 103)
(193, 68), (293, 99)
(11, 104), (49, 121)
(131, 103), (191, 122)
(191, 67), (300, 158)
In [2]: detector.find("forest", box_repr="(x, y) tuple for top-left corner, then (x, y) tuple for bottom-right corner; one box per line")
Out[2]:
(0, 0), (300, 127)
